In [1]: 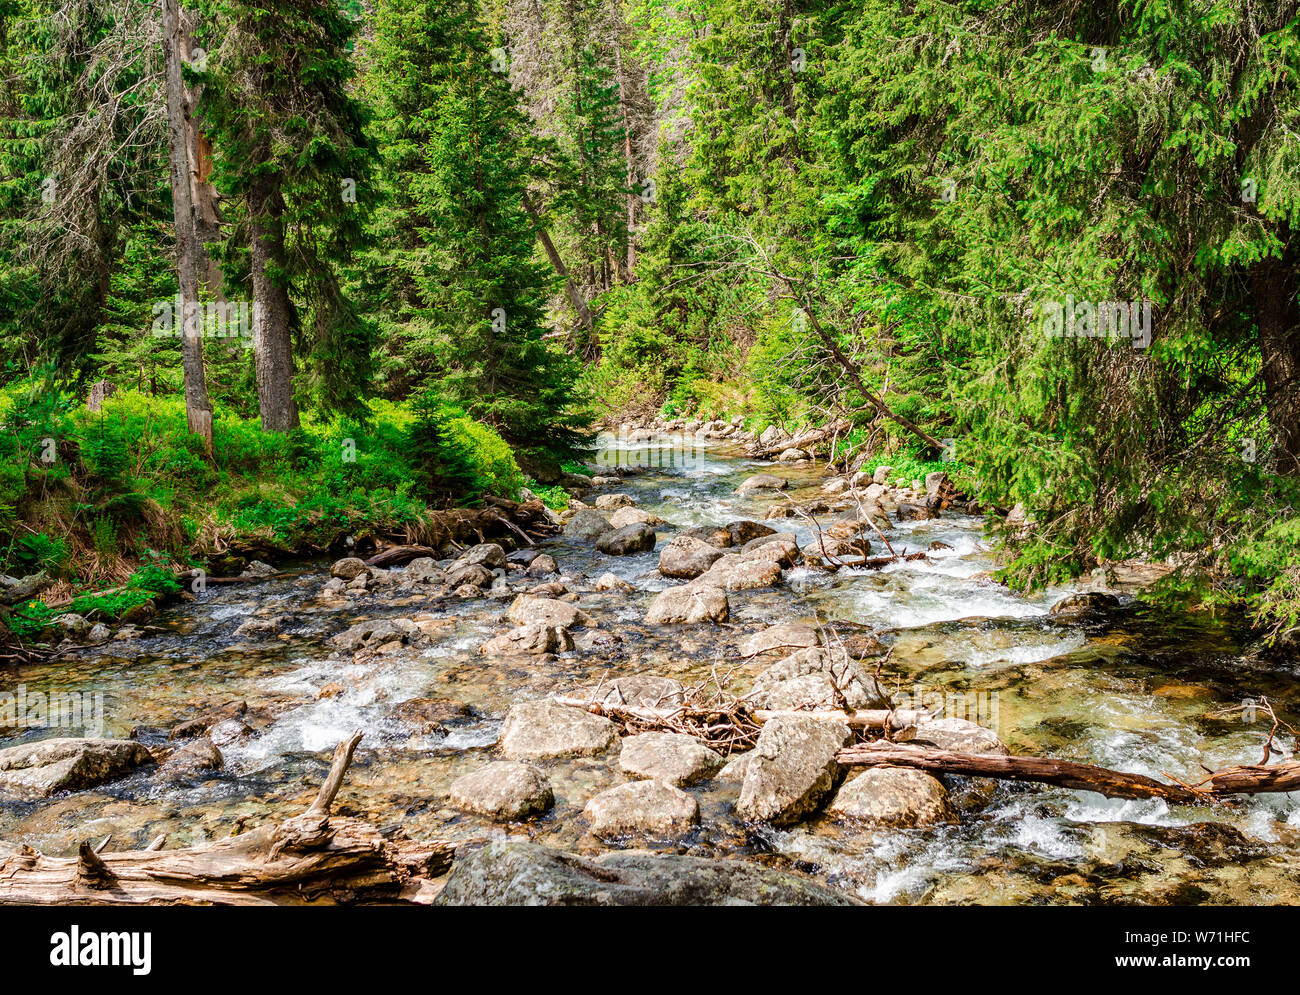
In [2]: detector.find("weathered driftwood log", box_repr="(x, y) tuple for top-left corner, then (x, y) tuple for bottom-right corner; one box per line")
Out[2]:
(748, 419), (851, 460)
(837, 740), (1300, 805)
(364, 544), (437, 568)
(0, 732), (453, 905)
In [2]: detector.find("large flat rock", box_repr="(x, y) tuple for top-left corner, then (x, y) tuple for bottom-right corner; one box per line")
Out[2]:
(735, 715), (852, 824)
(433, 841), (861, 905)
(0, 738), (154, 798)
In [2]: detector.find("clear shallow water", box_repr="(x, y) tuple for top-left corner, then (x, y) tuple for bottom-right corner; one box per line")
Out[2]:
(2, 433), (1298, 904)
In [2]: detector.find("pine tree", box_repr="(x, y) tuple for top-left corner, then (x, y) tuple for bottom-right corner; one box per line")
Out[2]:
(197, 0), (374, 430)
(366, 0), (587, 461)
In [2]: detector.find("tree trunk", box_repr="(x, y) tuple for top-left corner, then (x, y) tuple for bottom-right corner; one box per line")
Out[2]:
(247, 177), (300, 432)
(615, 43), (636, 280)
(1253, 245), (1300, 474)
(161, 0), (213, 453)
(521, 189), (593, 333)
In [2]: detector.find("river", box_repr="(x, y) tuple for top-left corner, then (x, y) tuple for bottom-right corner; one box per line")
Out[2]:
(3, 430), (1298, 904)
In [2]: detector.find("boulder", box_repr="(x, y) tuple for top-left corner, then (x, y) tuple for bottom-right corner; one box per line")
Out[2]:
(716, 750), (753, 784)
(447, 562), (494, 589)
(727, 520), (776, 546)
(776, 447), (809, 462)
(822, 477), (850, 495)
(433, 841), (860, 906)
(734, 715), (852, 824)
(1048, 591), (1122, 621)
(506, 595), (592, 630)
(695, 552), (782, 591)
(330, 617), (428, 651)
(735, 473), (788, 495)
(680, 524), (733, 548)
(330, 557), (368, 580)
(644, 584), (729, 624)
(658, 536), (726, 578)
(0, 738), (154, 798)
(499, 700), (619, 760)
(596, 523), (656, 555)
(405, 556), (448, 584)
(593, 493), (636, 511)
(584, 780), (699, 837)
(454, 543), (507, 571)
(608, 506), (665, 529)
(158, 738), (223, 780)
(736, 622), (822, 658)
(170, 701), (247, 740)
(563, 509), (614, 540)
(449, 762), (554, 821)
(208, 718), (252, 746)
(895, 501), (938, 521)
(871, 465), (894, 485)
(825, 768), (956, 826)
(525, 554), (559, 576)
(738, 531), (800, 567)
(758, 425), (785, 446)
(750, 646), (890, 710)
(52, 613), (91, 640)
(593, 572), (635, 592)
(618, 732), (723, 786)
(479, 623), (573, 656)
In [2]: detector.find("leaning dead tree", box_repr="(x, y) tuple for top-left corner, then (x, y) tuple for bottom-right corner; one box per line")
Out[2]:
(0, 732), (453, 905)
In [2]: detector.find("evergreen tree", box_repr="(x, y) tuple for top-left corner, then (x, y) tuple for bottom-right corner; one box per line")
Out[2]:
(366, 0), (587, 461)
(197, 0), (374, 430)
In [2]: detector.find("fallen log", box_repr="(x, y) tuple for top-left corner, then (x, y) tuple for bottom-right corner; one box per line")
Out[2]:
(837, 740), (1300, 805)
(0, 732), (453, 905)
(748, 419), (851, 460)
(364, 544), (437, 568)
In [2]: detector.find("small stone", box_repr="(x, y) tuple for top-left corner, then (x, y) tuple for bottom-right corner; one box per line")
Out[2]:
(506, 595), (592, 629)
(453, 543), (507, 571)
(594, 572), (635, 592)
(479, 623), (573, 656)
(658, 536), (726, 578)
(608, 507), (665, 529)
(563, 509), (614, 539)
(330, 557), (368, 580)
(159, 738), (223, 780)
(526, 554), (558, 576)
(736, 622), (822, 658)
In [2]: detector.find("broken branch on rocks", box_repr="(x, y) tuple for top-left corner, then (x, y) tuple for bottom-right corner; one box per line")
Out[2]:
(0, 731), (453, 905)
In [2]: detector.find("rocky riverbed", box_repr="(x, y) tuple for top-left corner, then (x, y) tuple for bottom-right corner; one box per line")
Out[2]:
(2, 428), (1299, 905)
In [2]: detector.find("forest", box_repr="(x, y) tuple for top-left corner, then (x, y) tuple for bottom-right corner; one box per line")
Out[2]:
(0, 0), (1298, 914)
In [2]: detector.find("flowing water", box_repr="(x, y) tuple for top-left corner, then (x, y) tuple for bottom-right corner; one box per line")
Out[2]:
(3, 431), (1299, 904)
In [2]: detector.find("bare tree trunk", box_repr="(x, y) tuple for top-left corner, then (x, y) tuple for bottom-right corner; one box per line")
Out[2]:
(615, 43), (636, 280)
(161, 0), (213, 453)
(247, 177), (300, 432)
(522, 189), (593, 333)
(1253, 246), (1300, 475)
